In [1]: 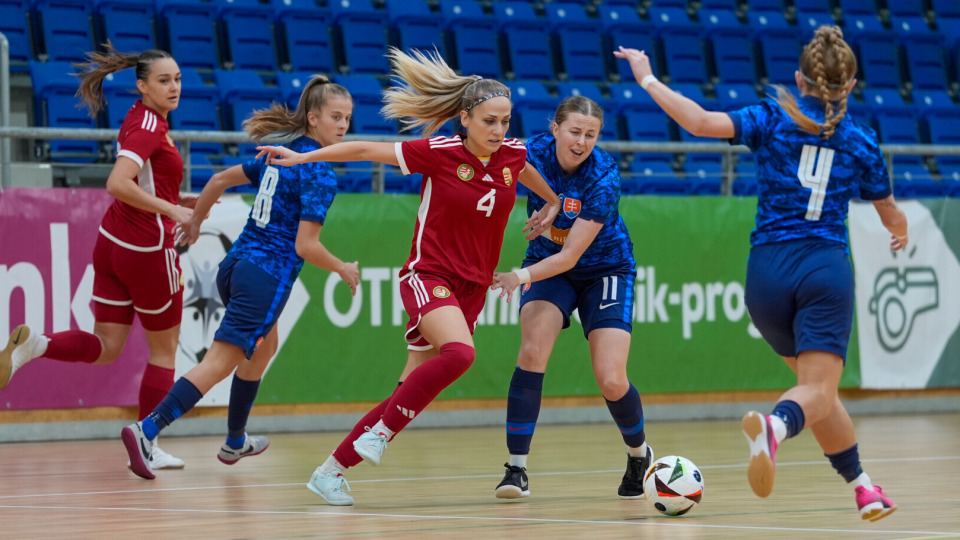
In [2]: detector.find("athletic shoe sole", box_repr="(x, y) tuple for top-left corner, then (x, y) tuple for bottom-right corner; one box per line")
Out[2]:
(0, 325), (27, 390)
(121, 426), (155, 480)
(218, 441), (270, 465)
(742, 411), (775, 498)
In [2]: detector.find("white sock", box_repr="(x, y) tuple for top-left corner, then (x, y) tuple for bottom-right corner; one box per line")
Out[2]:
(319, 455), (345, 474)
(371, 420), (395, 439)
(768, 415), (788, 444)
(509, 454), (527, 468)
(851, 471), (873, 490)
(628, 442), (647, 458)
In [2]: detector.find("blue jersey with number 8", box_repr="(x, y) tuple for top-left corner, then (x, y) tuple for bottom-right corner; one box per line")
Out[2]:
(727, 96), (891, 247)
(229, 135), (337, 286)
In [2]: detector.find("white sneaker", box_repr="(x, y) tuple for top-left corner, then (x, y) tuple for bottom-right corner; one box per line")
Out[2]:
(0, 324), (49, 389)
(218, 433), (270, 465)
(150, 442), (186, 469)
(121, 422), (155, 480)
(307, 467), (354, 506)
(353, 427), (389, 466)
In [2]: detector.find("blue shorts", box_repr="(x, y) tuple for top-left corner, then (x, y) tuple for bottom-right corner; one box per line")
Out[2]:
(518, 260), (635, 338)
(745, 239), (854, 361)
(215, 256), (292, 359)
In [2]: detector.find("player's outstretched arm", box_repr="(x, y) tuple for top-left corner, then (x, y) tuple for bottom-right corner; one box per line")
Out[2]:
(872, 195), (908, 251)
(256, 141), (399, 168)
(295, 220), (360, 295)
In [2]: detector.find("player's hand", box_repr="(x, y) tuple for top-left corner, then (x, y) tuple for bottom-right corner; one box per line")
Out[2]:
(613, 46), (654, 85)
(524, 201), (560, 241)
(174, 218), (202, 247)
(491, 271), (521, 303)
(891, 233), (908, 252)
(339, 261), (360, 296)
(255, 145), (303, 167)
(178, 192), (200, 209)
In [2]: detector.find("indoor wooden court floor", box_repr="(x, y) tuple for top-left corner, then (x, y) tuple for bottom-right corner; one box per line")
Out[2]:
(1, 413), (958, 539)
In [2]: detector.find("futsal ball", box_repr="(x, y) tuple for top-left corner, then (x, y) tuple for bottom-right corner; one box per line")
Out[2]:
(643, 455), (704, 516)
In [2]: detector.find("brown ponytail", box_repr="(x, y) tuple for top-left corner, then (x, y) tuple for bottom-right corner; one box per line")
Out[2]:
(74, 43), (174, 117)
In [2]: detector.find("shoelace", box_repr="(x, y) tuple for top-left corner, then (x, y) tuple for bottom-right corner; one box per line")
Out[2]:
(363, 427), (388, 451)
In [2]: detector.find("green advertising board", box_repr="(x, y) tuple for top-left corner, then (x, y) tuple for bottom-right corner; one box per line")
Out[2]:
(256, 194), (862, 405)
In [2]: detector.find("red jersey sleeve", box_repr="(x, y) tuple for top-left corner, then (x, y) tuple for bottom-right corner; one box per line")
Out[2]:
(117, 124), (163, 167)
(395, 138), (437, 176)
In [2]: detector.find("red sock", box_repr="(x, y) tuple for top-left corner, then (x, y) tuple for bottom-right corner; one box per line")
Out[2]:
(333, 384), (402, 468)
(139, 364), (175, 421)
(380, 342), (475, 433)
(43, 330), (102, 363)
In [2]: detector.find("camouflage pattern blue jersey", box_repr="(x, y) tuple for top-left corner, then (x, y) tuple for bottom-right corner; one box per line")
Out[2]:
(228, 135), (337, 285)
(524, 132), (635, 269)
(728, 96), (892, 247)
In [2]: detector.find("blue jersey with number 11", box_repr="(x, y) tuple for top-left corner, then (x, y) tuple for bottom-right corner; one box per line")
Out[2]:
(228, 136), (337, 286)
(727, 96), (892, 247)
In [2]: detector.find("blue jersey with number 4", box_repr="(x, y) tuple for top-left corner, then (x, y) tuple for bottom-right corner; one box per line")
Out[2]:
(228, 136), (337, 286)
(727, 96), (892, 247)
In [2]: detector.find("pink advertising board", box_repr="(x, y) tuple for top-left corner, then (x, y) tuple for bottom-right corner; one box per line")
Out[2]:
(0, 188), (148, 410)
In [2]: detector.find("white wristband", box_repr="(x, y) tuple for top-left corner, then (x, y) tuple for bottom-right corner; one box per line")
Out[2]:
(513, 268), (532, 285)
(640, 74), (657, 90)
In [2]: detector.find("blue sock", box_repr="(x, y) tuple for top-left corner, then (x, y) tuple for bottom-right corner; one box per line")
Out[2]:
(142, 378), (204, 440)
(505, 367), (544, 455)
(771, 399), (806, 439)
(227, 373), (261, 447)
(826, 443), (863, 482)
(605, 383), (645, 448)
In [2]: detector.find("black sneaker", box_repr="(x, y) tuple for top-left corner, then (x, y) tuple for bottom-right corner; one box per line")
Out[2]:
(495, 463), (530, 499)
(618, 445), (654, 499)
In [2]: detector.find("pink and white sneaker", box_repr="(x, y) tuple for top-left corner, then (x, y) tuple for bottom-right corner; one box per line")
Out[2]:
(741, 411), (778, 498)
(856, 485), (897, 521)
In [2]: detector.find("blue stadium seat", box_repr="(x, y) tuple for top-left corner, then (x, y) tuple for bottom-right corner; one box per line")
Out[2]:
(334, 74), (397, 135)
(383, 164), (418, 194)
(101, 67), (137, 129)
(215, 0), (278, 72)
(707, 27), (758, 85)
(733, 175), (759, 195)
(385, 0), (444, 57)
(835, 0), (884, 35)
(791, 0), (836, 38)
(494, 2), (554, 80)
(923, 108), (960, 176)
(872, 105), (923, 169)
(270, 0), (335, 74)
(657, 25), (708, 84)
(853, 32), (902, 89)
(214, 69), (282, 154)
(188, 152), (216, 191)
(646, 4), (696, 27)
(94, 0), (155, 54)
(545, 3), (605, 81)
(0, 0), (32, 71)
(623, 158), (682, 195)
(32, 0), (94, 63)
(439, 0), (500, 78)
(29, 60), (100, 162)
(597, 5), (655, 82)
(275, 71), (315, 109)
(744, 0), (789, 29)
(506, 80), (556, 138)
(902, 34), (949, 90)
(886, 0), (933, 38)
(156, 0), (220, 70)
(894, 173), (949, 198)
(330, 0), (390, 75)
(912, 89), (956, 113)
(931, 0), (960, 48)
(334, 161), (373, 193)
(714, 83), (761, 111)
(755, 27), (804, 86)
(171, 67), (222, 155)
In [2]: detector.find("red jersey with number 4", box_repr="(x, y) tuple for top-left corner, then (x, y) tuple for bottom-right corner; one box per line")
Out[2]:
(99, 100), (183, 252)
(395, 135), (526, 286)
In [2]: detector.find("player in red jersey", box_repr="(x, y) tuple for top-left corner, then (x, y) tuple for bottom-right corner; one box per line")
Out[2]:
(256, 47), (561, 506)
(0, 45), (196, 469)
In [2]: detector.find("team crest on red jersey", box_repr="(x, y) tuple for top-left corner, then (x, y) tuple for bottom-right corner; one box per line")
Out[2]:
(502, 167), (513, 186)
(457, 164), (474, 181)
(433, 286), (451, 298)
(561, 194), (581, 219)
(166, 133), (175, 147)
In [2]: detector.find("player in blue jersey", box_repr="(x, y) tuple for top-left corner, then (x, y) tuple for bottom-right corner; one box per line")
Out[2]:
(121, 75), (361, 480)
(488, 96), (653, 500)
(616, 25), (907, 521)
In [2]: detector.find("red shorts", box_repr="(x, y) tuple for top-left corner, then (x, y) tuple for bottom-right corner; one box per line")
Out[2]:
(399, 271), (488, 350)
(92, 233), (183, 331)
